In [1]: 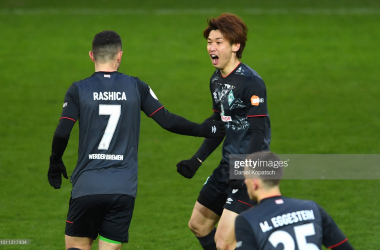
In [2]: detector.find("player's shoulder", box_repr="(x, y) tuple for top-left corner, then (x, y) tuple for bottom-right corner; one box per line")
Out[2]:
(281, 196), (320, 208)
(238, 197), (273, 220)
(240, 197), (319, 218)
(115, 72), (140, 81)
(236, 63), (262, 80)
(235, 63), (266, 89)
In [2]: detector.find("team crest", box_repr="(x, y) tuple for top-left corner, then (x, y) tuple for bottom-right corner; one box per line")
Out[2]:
(228, 90), (234, 106)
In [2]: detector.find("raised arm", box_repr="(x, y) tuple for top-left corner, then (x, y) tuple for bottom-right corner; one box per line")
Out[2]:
(150, 108), (225, 138)
(138, 78), (225, 138)
(176, 112), (225, 179)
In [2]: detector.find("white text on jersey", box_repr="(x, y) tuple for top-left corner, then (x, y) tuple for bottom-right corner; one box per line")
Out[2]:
(89, 154), (124, 161)
(260, 209), (315, 233)
(93, 92), (127, 101)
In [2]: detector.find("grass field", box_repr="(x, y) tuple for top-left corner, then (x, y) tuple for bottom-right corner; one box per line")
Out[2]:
(0, 0), (379, 249)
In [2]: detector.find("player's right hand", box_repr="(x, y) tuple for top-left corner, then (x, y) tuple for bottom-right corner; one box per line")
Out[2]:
(177, 156), (202, 179)
(200, 120), (226, 138)
(48, 161), (68, 189)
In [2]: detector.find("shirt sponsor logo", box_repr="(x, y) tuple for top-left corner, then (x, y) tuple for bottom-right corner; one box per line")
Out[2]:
(88, 154), (124, 160)
(220, 105), (232, 122)
(93, 92), (127, 101)
(250, 95), (264, 106)
(221, 114), (232, 122)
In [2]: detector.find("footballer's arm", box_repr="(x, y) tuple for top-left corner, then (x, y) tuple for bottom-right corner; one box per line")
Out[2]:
(193, 112), (225, 161)
(150, 108), (225, 138)
(228, 116), (265, 188)
(234, 216), (258, 250)
(48, 83), (79, 189)
(175, 112), (225, 179)
(50, 119), (75, 164)
(247, 116), (265, 153)
(319, 205), (355, 250)
(138, 79), (225, 139)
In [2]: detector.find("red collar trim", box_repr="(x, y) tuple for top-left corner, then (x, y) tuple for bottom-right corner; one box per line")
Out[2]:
(221, 62), (241, 78)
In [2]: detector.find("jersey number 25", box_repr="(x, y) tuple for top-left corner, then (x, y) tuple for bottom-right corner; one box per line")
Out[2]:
(268, 223), (319, 250)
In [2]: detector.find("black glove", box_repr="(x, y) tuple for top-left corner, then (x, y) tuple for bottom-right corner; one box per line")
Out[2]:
(228, 179), (244, 189)
(199, 120), (226, 138)
(48, 160), (68, 189)
(177, 155), (202, 179)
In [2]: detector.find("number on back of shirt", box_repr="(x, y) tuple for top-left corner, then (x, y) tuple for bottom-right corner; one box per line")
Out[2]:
(268, 223), (319, 250)
(98, 104), (121, 150)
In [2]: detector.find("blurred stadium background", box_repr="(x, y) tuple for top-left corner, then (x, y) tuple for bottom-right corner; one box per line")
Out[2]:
(0, 0), (379, 249)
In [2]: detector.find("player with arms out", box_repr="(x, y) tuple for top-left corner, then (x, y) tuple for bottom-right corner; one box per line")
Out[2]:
(47, 30), (225, 250)
(235, 151), (354, 250)
(176, 14), (271, 250)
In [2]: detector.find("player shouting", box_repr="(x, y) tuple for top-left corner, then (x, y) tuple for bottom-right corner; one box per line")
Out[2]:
(176, 13), (271, 250)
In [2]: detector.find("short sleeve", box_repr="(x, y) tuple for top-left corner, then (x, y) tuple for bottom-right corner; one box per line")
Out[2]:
(243, 77), (268, 117)
(60, 83), (80, 122)
(235, 215), (258, 250)
(318, 204), (348, 248)
(137, 79), (164, 117)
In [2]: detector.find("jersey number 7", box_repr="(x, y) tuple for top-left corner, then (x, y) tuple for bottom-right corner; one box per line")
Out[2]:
(98, 104), (121, 150)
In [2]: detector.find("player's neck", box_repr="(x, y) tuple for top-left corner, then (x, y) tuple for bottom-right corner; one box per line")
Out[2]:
(94, 61), (119, 72)
(257, 189), (281, 203)
(220, 58), (240, 77)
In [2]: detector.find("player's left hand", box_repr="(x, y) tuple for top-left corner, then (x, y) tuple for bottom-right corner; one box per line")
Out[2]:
(177, 156), (202, 179)
(48, 161), (68, 189)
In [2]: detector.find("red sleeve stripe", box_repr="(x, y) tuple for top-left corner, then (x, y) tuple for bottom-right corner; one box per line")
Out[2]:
(327, 238), (348, 249)
(247, 115), (266, 117)
(149, 106), (164, 117)
(212, 109), (220, 112)
(238, 200), (254, 207)
(60, 117), (77, 122)
(66, 220), (73, 224)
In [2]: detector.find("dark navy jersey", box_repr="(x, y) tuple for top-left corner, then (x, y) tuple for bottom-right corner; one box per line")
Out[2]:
(60, 71), (163, 199)
(210, 63), (271, 163)
(235, 196), (348, 250)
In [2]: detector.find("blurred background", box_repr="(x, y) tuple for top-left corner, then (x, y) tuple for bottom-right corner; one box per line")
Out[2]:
(0, 0), (379, 249)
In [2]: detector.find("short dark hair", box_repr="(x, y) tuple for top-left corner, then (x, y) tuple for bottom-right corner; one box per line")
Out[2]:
(245, 151), (283, 187)
(92, 30), (122, 62)
(203, 13), (248, 59)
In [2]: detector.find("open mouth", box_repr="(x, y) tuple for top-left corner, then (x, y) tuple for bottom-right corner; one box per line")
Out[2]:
(210, 54), (219, 65)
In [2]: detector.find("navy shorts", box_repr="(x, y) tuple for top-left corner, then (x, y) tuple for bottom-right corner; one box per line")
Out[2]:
(65, 194), (135, 243)
(197, 160), (257, 216)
